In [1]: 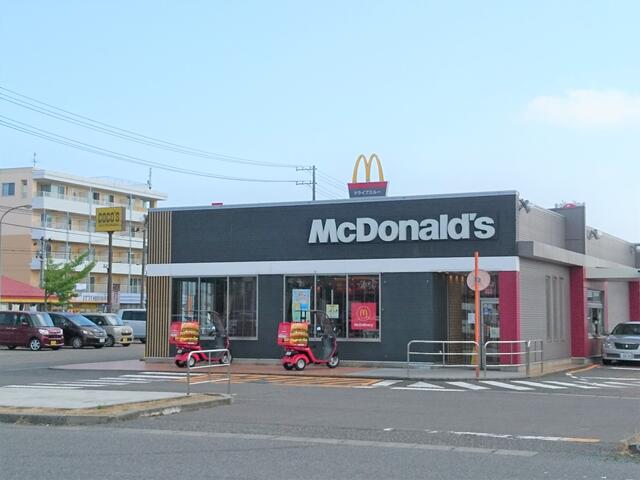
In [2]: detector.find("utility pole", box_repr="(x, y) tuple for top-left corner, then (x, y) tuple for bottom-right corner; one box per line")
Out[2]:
(296, 165), (317, 201)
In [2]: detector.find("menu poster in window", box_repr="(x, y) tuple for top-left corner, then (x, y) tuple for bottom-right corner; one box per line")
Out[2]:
(326, 304), (339, 319)
(292, 289), (311, 322)
(350, 302), (377, 330)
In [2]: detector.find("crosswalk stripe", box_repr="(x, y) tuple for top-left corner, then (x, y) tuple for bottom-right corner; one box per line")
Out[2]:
(371, 380), (403, 387)
(391, 387), (465, 392)
(575, 381), (626, 388)
(98, 377), (152, 383)
(137, 371), (189, 376)
(120, 374), (192, 380)
(479, 381), (533, 391)
(543, 381), (599, 389)
(598, 381), (640, 387)
(3, 385), (81, 389)
(512, 381), (566, 390)
(446, 382), (489, 390)
(406, 381), (444, 389)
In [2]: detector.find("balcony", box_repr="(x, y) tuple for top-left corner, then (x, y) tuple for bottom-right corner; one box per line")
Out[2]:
(32, 192), (148, 222)
(30, 254), (142, 276)
(73, 283), (144, 305)
(31, 221), (144, 250)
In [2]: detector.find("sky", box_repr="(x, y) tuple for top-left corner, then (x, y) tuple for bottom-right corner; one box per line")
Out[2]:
(1, 1), (639, 240)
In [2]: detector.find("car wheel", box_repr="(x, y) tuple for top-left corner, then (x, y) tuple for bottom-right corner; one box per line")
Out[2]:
(327, 355), (339, 368)
(283, 363), (294, 371)
(295, 357), (307, 371)
(7, 345), (16, 350)
(187, 356), (197, 368)
(71, 337), (83, 349)
(105, 335), (115, 347)
(28, 338), (42, 351)
(121, 343), (130, 347)
(602, 359), (612, 365)
(94, 345), (103, 349)
(175, 360), (185, 368)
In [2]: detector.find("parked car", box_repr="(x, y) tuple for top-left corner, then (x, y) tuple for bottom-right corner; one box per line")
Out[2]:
(48, 312), (108, 349)
(117, 309), (146, 343)
(82, 312), (134, 347)
(602, 321), (640, 364)
(0, 311), (64, 351)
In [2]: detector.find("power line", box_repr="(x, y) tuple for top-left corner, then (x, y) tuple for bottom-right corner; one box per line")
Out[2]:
(0, 86), (303, 169)
(0, 115), (300, 184)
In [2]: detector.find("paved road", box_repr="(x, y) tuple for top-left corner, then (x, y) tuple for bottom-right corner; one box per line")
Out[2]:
(1, 349), (639, 479)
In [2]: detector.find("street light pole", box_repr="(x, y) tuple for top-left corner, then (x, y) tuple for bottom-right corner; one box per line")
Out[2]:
(0, 204), (32, 307)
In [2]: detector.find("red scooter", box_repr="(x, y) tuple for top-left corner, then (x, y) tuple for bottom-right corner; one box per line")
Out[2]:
(174, 316), (231, 368)
(280, 311), (339, 371)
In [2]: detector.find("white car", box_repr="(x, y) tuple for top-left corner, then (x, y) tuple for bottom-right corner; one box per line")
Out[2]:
(117, 309), (147, 343)
(602, 321), (640, 364)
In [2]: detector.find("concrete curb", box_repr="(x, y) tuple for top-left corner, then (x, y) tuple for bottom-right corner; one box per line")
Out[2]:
(0, 394), (231, 426)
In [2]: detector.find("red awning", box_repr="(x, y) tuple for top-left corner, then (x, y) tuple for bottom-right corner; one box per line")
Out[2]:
(0, 276), (46, 301)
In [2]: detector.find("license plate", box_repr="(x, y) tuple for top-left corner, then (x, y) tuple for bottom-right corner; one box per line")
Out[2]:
(50, 341), (57, 346)
(621, 352), (633, 360)
(99, 338), (105, 343)
(121, 337), (131, 342)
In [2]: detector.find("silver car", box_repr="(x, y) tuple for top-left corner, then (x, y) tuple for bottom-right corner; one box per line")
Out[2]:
(82, 313), (134, 347)
(602, 321), (640, 364)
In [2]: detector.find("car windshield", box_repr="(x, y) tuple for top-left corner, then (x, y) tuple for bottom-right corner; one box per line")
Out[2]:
(68, 314), (99, 327)
(611, 323), (640, 336)
(31, 313), (54, 327)
(104, 314), (124, 326)
(122, 311), (146, 321)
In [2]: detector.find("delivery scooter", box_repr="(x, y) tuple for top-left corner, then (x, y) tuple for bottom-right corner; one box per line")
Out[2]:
(280, 310), (339, 371)
(174, 315), (232, 368)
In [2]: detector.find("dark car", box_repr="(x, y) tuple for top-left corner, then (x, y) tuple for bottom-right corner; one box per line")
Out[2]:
(48, 312), (108, 349)
(0, 311), (64, 351)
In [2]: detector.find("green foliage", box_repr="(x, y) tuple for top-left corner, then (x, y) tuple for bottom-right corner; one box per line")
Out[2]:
(43, 251), (96, 306)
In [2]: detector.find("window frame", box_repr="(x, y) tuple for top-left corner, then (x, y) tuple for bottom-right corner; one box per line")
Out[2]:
(1, 182), (15, 197)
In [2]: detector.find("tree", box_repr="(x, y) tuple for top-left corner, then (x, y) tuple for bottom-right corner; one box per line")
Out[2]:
(43, 251), (96, 308)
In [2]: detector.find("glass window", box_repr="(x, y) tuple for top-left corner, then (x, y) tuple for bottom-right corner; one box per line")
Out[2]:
(347, 275), (380, 339)
(228, 277), (257, 338)
(285, 276), (314, 323)
(199, 278), (227, 338)
(1, 183), (15, 196)
(315, 276), (347, 338)
(172, 278), (198, 322)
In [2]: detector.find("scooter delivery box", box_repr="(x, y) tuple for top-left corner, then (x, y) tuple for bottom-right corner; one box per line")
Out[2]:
(169, 321), (200, 345)
(277, 322), (309, 347)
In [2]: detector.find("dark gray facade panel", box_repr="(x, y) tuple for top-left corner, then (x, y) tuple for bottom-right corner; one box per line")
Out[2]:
(170, 194), (518, 263)
(550, 206), (586, 254)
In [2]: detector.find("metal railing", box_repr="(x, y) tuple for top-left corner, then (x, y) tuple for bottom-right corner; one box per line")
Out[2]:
(407, 340), (479, 376)
(186, 348), (232, 396)
(482, 339), (544, 377)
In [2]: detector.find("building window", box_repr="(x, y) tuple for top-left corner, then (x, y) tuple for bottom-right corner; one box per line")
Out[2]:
(92, 191), (100, 202)
(587, 289), (604, 337)
(20, 179), (28, 199)
(285, 276), (314, 323)
(1, 182), (15, 196)
(171, 277), (258, 339)
(347, 275), (380, 339)
(316, 276), (347, 338)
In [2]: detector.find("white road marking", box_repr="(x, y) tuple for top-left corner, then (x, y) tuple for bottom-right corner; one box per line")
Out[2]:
(479, 381), (533, 391)
(543, 381), (600, 389)
(512, 381), (566, 390)
(97, 377), (152, 383)
(42, 383), (117, 387)
(120, 374), (190, 380)
(574, 381), (626, 388)
(137, 371), (190, 376)
(445, 430), (599, 443)
(391, 387), (465, 392)
(577, 376), (640, 381)
(371, 380), (402, 387)
(449, 431), (512, 439)
(2, 385), (81, 389)
(609, 366), (640, 371)
(598, 381), (640, 387)
(407, 381), (443, 389)
(446, 382), (489, 390)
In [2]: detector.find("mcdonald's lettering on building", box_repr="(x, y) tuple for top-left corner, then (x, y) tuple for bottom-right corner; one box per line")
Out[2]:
(348, 153), (388, 198)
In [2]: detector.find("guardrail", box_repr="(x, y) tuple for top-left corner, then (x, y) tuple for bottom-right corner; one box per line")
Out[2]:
(406, 340), (479, 376)
(482, 340), (544, 377)
(186, 349), (231, 396)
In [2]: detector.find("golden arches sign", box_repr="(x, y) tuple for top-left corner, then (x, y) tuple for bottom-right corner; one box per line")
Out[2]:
(351, 153), (385, 183)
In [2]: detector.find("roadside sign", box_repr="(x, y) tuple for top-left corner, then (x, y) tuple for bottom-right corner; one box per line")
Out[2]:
(467, 269), (490, 291)
(95, 207), (125, 232)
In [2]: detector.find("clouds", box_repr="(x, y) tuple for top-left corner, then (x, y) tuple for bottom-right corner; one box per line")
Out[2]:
(524, 89), (640, 128)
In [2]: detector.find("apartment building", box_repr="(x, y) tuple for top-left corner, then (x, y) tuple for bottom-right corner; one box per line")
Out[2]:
(0, 167), (167, 309)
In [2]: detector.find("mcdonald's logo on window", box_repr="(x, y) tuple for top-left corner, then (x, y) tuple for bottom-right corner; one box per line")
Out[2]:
(347, 153), (388, 198)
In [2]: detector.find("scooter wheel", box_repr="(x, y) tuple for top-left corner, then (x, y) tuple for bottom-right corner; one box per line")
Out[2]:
(187, 356), (197, 368)
(327, 356), (339, 368)
(283, 363), (294, 371)
(175, 360), (185, 368)
(295, 357), (307, 371)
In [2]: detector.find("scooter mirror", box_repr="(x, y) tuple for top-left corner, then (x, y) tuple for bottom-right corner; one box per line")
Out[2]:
(316, 326), (322, 332)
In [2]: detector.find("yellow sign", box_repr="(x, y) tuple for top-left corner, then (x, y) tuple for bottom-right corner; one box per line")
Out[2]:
(351, 153), (385, 183)
(95, 207), (125, 232)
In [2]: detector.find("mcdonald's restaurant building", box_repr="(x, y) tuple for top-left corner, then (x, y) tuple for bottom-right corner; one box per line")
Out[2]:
(144, 190), (640, 365)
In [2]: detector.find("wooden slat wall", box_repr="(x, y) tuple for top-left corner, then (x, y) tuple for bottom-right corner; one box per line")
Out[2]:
(145, 211), (172, 358)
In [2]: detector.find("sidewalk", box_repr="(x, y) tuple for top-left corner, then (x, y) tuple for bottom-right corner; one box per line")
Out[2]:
(53, 358), (528, 381)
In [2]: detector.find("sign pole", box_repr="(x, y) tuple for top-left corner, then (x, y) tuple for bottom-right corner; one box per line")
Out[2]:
(107, 231), (113, 313)
(474, 251), (480, 379)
